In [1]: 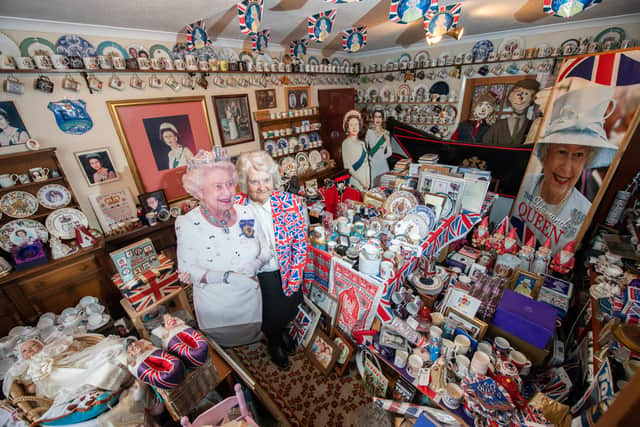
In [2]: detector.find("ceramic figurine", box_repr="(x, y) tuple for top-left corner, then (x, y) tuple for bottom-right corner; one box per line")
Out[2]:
(75, 225), (97, 248)
(491, 218), (507, 254)
(472, 216), (490, 250)
(518, 235), (536, 271)
(503, 228), (520, 255)
(551, 240), (576, 275)
(531, 236), (552, 275)
(50, 236), (78, 259)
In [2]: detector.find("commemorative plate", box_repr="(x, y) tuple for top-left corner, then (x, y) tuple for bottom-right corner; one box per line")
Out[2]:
(277, 137), (288, 149)
(414, 50), (430, 66)
(299, 133), (310, 148)
(280, 156), (297, 177)
(45, 208), (89, 240)
(264, 139), (276, 154)
(37, 184), (72, 210)
(308, 150), (322, 169)
(0, 219), (49, 251)
(472, 40), (494, 62)
(149, 44), (173, 61)
(55, 35), (96, 57)
(296, 152), (310, 174)
(307, 55), (320, 65)
(97, 41), (129, 58)
(20, 37), (56, 56)
(331, 58), (341, 69)
(239, 50), (255, 65)
(384, 190), (418, 216)
(0, 191), (38, 218)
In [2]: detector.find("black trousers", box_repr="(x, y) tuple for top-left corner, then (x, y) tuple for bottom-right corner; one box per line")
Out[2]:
(257, 270), (302, 348)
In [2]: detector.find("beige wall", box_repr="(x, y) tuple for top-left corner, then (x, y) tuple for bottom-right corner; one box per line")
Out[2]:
(0, 28), (347, 228)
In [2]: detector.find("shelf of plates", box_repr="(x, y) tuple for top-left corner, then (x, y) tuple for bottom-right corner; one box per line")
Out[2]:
(0, 68), (355, 75)
(356, 101), (458, 106)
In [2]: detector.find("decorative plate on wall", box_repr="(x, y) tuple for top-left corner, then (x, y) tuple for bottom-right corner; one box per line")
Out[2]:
(414, 50), (430, 65)
(37, 184), (72, 210)
(45, 208), (88, 240)
(55, 35), (96, 57)
(498, 37), (524, 55)
(149, 44), (172, 61)
(472, 40), (494, 62)
(307, 56), (320, 65)
(20, 37), (56, 56)
(0, 191), (38, 218)
(0, 219), (48, 251)
(97, 41), (129, 58)
(595, 27), (626, 45)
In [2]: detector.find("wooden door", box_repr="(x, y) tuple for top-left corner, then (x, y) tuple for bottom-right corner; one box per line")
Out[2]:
(318, 88), (355, 170)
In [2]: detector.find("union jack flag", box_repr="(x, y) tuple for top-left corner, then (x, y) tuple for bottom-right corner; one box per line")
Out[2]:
(389, 0), (431, 24)
(307, 9), (337, 43)
(557, 51), (640, 86)
(238, 0), (263, 35)
(341, 26), (367, 53)
(543, 0), (601, 18)
(287, 306), (311, 347)
(376, 256), (418, 323)
(185, 20), (211, 52)
(289, 38), (309, 59)
(424, 3), (462, 40)
(137, 350), (185, 389)
(250, 29), (270, 53)
(167, 328), (208, 368)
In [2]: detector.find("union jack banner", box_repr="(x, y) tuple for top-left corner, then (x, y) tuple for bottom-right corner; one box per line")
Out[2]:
(389, 0), (431, 24)
(136, 350), (185, 389)
(341, 26), (367, 53)
(303, 245), (333, 293)
(250, 29), (270, 53)
(424, 3), (462, 40)
(557, 51), (640, 86)
(289, 38), (309, 59)
(238, 0), (263, 35)
(422, 210), (481, 259)
(325, 0), (363, 3)
(543, 0), (601, 18)
(308, 9), (337, 43)
(287, 305), (311, 347)
(185, 20), (211, 51)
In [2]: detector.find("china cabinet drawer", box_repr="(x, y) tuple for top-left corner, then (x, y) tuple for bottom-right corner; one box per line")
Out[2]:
(20, 255), (100, 295)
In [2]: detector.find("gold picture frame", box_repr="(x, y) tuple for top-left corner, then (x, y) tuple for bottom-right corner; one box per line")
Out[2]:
(508, 268), (544, 299)
(444, 307), (488, 340)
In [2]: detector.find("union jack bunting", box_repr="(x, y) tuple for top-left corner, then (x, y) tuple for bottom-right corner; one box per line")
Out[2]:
(251, 29), (270, 53)
(389, 0), (431, 24)
(341, 26), (367, 53)
(238, 0), (263, 35)
(424, 3), (462, 40)
(308, 9), (337, 43)
(136, 350), (185, 389)
(303, 245), (333, 292)
(422, 211), (481, 259)
(324, 0), (363, 3)
(543, 0), (601, 18)
(185, 20), (211, 51)
(289, 38), (309, 59)
(557, 51), (640, 86)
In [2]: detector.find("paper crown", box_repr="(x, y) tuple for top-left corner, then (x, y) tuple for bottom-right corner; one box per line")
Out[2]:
(187, 148), (230, 171)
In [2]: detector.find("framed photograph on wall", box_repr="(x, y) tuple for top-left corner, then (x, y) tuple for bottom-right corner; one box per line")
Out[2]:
(107, 96), (214, 202)
(285, 86), (310, 111)
(212, 94), (254, 146)
(0, 101), (30, 149)
(255, 89), (277, 110)
(75, 148), (119, 186)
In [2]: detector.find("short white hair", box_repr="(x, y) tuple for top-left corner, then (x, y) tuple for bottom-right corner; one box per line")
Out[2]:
(182, 161), (237, 201)
(236, 151), (281, 194)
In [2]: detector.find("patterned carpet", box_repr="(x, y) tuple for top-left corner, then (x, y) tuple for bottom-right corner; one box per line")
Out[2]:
(228, 341), (372, 427)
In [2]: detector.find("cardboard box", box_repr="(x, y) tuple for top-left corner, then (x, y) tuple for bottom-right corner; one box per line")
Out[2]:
(493, 289), (557, 350)
(487, 324), (550, 366)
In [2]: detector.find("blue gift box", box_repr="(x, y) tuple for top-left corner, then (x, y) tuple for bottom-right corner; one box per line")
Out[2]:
(493, 289), (557, 349)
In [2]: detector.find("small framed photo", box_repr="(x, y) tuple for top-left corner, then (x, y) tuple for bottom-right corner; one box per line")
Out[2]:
(255, 89), (277, 110)
(423, 192), (447, 220)
(138, 190), (169, 218)
(211, 94), (255, 146)
(330, 328), (355, 376)
(75, 148), (119, 186)
(306, 329), (339, 376)
(285, 86), (310, 111)
(509, 268), (544, 299)
(444, 307), (488, 340)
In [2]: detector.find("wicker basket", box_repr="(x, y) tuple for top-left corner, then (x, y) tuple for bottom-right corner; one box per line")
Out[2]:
(156, 354), (219, 421)
(7, 334), (104, 424)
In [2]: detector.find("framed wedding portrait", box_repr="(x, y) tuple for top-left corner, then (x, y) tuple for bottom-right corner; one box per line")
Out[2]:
(212, 94), (254, 146)
(285, 86), (310, 111)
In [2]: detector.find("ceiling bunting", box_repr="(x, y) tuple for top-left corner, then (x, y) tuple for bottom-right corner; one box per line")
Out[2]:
(251, 29), (270, 53)
(238, 0), (264, 35)
(308, 9), (337, 43)
(389, 0), (432, 24)
(185, 20), (212, 51)
(543, 0), (602, 18)
(342, 26), (367, 53)
(424, 3), (462, 44)
(290, 38), (309, 59)
(324, 0), (364, 3)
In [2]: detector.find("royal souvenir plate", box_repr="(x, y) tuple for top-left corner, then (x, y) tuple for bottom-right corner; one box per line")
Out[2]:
(384, 190), (418, 216)
(368, 87), (379, 101)
(299, 133), (310, 148)
(97, 41), (129, 58)
(396, 84), (411, 99)
(0, 219), (48, 251)
(472, 40), (494, 62)
(309, 131), (320, 142)
(45, 208), (89, 240)
(296, 152), (310, 173)
(414, 50), (430, 65)
(0, 191), (38, 219)
(288, 136), (300, 151)
(308, 150), (322, 169)
(239, 50), (255, 65)
(20, 37), (56, 56)
(408, 205), (437, 232)
(55, 35), (96, 57)
(430, 81), (450, 95)
(218, 47), (239, 62)
(277, 137), (288, 149)
(331, 58), (341, 68)
(341, 58), (351, 68)
(413, 84), (429, 100)
(499, 37), (524, 55)
(264, 139), (276, 154)
(149, 44), (172, 60)
(280, 156), (297, 177)
(307, 55), (320, 66)
(595, 27), (626, 45)
(560, 38), (579, 55)
(0, 32), (20, 57)
(320, 149), (330, 162)
(398, 53), (411, 64)
(403, 213), (430, 240)
(37, 184), (72, 210)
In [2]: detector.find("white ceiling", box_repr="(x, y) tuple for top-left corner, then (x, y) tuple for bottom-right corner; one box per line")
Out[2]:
(0, 0), (638, 54)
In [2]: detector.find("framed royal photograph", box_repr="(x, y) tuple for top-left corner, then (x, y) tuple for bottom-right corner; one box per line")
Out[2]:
(444, 307), (488, 340)
(138, 190), (169, 219)
(423, 193), (447, 220)
(306, 329), (339, 376)
(75, 148), (119, 186)
(211, 94), (254, 146)
(509, 268), (544, 299)
(0, 101), (30, 149)
(255, 89), (277, 110)
(285, 86), (310, 111)
(330, 328), (355, 376)
(107, 97), (214, 202)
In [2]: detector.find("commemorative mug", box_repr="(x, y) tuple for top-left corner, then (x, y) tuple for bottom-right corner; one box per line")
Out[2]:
(165, 76), (180, 91)
(109, 75), (125, 91)
(394, 349), (408, 369)
(0, 174), (18, 188)
(454, 334), (471, 355)
(508, 350), (532, 375)
(454, 354), (470, 378)
(97, 55), (112, 69)
(137, 57), (150, 70)
(83, 56), (98, 69)
(68, 55), (84, 69)
(441, 338), (456, 360)
(33, 55), (52, 69)
(130, 75), (145, 89)
(407, 354), (423, 378)
(62, 75), (80, 91)
(162, 58), (174, 70)
(88, 76), (103, 92)
(442, 383), (463, 410)
(493, 336), (511, 357)
(111, 56), (125, 69)
(34, 75), (54, 93)
(15, 56), (35, 70)
(588, 41), (601, 53)
(198, 60), (209, 71)
(0, 54), (16, 69)
(470, 350), (491, 376)
(149, 75), (162, 88)
(173, 59), (186, 70)
(150, 58), (164, 70)
(15, 173), (31, 184)
(184, 55), (198, 70)
(49, 54), (67, 69)
(3, 77), (24, 94)
(29, 167), (49, 181)
(125, 58), (138, 70)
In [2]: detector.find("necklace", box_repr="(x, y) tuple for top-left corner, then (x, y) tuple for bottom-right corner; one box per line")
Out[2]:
(202, 207), (231, 233)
